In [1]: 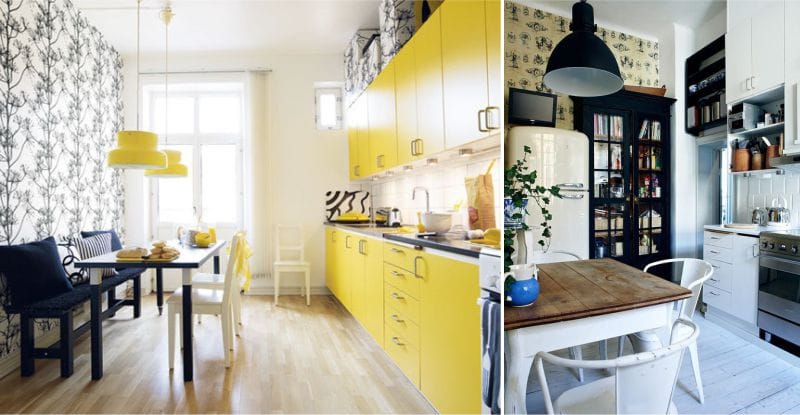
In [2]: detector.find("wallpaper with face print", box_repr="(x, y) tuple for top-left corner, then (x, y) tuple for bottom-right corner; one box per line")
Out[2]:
(0, 0), (123, 366)
(505, 2), (660, 130)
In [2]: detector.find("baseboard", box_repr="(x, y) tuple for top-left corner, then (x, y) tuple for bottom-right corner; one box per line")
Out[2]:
(245, 286), (331, 296)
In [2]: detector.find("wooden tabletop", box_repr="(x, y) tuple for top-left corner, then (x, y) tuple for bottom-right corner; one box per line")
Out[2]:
(504, 258), (692, 331)
(75, 240), (227, 269)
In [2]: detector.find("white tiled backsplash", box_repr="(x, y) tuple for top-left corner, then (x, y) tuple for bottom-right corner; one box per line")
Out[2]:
(734, 173), (800, 225)
(357, 153), (503, 229)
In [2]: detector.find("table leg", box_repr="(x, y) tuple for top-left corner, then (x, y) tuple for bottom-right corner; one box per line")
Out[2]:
(156, 268), (164, 316)
(505, 336), (534, 415)
(213, 255), (220, 274)
(182, 268), (193, 382)
(90, 268), (103, 380)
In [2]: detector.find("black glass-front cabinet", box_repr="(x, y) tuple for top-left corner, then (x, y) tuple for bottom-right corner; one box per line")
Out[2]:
(573, 91), (676, 270)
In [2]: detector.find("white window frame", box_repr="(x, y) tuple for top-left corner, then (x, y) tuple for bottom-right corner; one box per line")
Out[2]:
(315, 85), (343, 131)
(142, 80), (245, 238)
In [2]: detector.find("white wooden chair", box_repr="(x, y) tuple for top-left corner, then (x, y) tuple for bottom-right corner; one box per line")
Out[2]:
(167, 233), (242, 369)
(534, 318), (699, 414)
(191, 231), (246, 335)
(617, 258), (714, 404)
(273, 225), (311, 306)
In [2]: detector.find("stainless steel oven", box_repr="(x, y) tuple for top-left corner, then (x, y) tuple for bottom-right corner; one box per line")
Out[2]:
(758, 253), (800, 346)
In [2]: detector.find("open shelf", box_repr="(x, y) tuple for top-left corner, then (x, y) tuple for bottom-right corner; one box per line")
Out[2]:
(730, 122), (784, 138)
(731, 168), (785, 177)
(685, 35), (725, 137)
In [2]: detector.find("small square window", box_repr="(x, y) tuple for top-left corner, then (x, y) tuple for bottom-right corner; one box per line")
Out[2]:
(315, 87), (343, 130)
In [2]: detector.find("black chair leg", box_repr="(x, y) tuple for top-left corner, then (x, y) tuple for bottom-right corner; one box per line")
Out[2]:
(20, 314), (34, 377)
(133, 275), (141, 318)
(59, 312), (74, 378)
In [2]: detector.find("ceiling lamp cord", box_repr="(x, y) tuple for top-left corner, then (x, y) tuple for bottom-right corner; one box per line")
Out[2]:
(135, 0), (141, 129)
(160, 5), (172, 144)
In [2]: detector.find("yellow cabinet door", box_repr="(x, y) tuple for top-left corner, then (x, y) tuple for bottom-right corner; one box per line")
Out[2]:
(367, 61), (398, 173)
(335, 231), (355, 310)
(355, 96), (373, 178)
(440, 0), (490, 149)
(419, 253), (481, 414)
(350, 238), (367, 321)
(485, 0), (501, 129)
(414, 8), (445, 160)
(325, 227), (339, 296)
(394, 40), (418, 166)
(347, 107), (360, 180)
(363, 237), (384, 346)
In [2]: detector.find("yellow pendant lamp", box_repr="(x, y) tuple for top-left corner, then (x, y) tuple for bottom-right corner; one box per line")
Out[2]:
(108, 0), (167, 170)
(144, 4), (188, 178)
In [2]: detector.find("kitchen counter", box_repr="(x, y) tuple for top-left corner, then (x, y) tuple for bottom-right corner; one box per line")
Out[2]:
(325, 222), (487, 258)
(704, 224), (792, 237)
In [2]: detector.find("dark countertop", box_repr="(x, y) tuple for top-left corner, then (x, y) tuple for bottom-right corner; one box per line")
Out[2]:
(325, 222), (485, 259)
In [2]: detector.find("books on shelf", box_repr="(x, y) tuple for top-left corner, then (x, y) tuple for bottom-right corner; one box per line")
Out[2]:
(638, 120), (662, 141)
(593, 114), (623, 140)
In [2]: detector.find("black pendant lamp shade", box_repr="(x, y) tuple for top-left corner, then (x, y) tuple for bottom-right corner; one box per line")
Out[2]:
(543, 0), (623, 97)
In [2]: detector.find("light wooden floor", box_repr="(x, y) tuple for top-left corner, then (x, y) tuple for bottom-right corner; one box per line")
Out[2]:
(525, 314), (800, 414)
(0, 294), (435, 413)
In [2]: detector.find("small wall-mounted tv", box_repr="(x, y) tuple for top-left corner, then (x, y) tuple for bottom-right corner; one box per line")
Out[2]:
(508, 88), (557, 127)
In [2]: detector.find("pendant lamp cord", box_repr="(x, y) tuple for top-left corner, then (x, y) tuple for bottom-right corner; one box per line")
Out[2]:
(164, 6), (169, 145)
(135, 0), (141, 129)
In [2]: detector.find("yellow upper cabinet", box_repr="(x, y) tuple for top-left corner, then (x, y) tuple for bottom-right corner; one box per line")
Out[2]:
(413, 9), (446, 160)
(347, 99), (361, 180)
(394, 38), (419, 166)
(367, 61), (398, 173)
(440, 0), (494, 148)
(485, 0), (501, 128)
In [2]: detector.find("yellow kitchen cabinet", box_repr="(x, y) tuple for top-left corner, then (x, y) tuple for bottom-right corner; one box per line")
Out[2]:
(485, 0), (501, 123)
(394, 38), (418, 166)
(335, 231), (357, 311)
(367, 61), (398, 173)
(347, 95), (371, 180)
(440, 0), (498, 149)
(350, 237), (367, 321)
(419, 253), (481, 414)
(325, 227), (339, 295)
(362, 237), (384, 346)
(347, 104), (360, 180)
(413, 8), (445, 161)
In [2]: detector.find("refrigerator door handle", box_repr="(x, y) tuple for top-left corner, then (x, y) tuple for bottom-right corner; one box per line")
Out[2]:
(556, 183), (586, 189)
(561, 193), (585, 199)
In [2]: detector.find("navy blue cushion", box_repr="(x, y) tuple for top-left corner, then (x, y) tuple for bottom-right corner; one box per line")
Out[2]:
(80, 230), (122, 251)
(0, 237), (74, 308)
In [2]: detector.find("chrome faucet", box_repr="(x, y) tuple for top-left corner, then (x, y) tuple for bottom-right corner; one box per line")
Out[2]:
(412, 186), (430, 213)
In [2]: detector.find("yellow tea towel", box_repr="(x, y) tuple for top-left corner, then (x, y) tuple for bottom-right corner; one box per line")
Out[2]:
(226, 233), (253, 291)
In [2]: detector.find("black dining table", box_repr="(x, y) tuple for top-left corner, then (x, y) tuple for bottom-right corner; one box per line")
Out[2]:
(75, 240), (227, 382)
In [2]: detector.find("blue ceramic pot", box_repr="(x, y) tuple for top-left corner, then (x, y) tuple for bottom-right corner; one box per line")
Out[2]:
(506, 277), (540, 307)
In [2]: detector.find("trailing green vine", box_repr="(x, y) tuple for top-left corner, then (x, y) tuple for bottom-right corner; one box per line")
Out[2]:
(504, 145), (561, 289)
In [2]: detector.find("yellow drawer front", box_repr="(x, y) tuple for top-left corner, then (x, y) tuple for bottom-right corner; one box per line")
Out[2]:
(384, 263), (421, 299)
(385, 326), (420, 388)
(383, 243), (418, 272)
(384, 283), (420, 324)
(385, 305), (420, 347)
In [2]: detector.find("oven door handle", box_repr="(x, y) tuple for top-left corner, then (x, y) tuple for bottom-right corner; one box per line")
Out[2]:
(760, 254), (800, 275)
(753, 243), (759, 258)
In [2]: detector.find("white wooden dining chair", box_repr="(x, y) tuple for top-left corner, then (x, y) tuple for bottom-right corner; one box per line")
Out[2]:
(273, 225), (311, 306)
(534, 318), (699, 415)
(192, 231), (246, 336)
(167, 233), (242, 369)
(616, 258), (714, 404)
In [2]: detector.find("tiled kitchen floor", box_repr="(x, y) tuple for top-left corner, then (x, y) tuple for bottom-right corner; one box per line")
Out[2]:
(526, 314), (800, 414)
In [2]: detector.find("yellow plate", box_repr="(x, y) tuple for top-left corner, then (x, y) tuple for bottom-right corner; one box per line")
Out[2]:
(116, 255), (180, 262)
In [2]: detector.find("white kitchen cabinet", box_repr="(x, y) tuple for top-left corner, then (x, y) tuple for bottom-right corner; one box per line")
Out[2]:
(725, 1), (785, 104)
(703, 231), (759, 328)
(783, 0), (800, 155)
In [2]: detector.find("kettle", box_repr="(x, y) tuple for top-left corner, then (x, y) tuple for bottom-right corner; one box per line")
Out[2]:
(768, 197), (791, 225)
(388, 208), (402, 227)
(752, 207), (767, 225)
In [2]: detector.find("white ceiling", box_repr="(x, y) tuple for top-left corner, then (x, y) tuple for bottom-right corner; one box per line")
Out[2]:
(521, 0), (726, 40)
(75, 0), (380, 55)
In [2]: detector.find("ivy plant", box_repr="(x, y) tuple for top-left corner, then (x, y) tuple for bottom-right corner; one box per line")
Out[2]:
(504, 145), (561, 290)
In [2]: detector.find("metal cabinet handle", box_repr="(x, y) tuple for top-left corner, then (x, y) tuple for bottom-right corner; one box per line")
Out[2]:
(331, 230), (336, 242)
(413, 256), (423, 279)
(358, 240), (366, 255)
(709, 236), (720, 240)
(745, 77), (751, 91)
(391, 336), (405, 346)
(478, 109), (489, 132)
(391, 314), (404, 323)
(390, 247), (404, 254)
(709, 249), (720, 254)
(410, 139), (416, 156)
(391, 292), (404, 300)
(485, 106), (500, 130)
(390, 270), (404, 277)
(710, 277), (720, 282)
(416, 138), (423, 156)
(711, 265), (719, 269)
(708, 291), (720, 296)
(345, 235), (351, 248)
(750, 76), (756, 90)
(354, 165), (360, 177)
(561, 193), (585, 200)
(376, 155), (385, 168)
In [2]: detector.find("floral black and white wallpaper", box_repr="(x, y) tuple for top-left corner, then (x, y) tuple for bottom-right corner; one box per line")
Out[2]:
(0, 0), (123, 366)
(505, 2), (660, 130)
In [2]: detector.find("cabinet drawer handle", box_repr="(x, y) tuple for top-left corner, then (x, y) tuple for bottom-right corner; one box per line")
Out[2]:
(708, 291), (719, 296)
(390, 270), (404, 277)
(391, 292), (405, 300)
(345, 235), (351, 248)
(486, 106), (500, 130)
(391, 314), (404, 323)
(478, 109), (489, 132)
(709, 236), (720, 240)
(391, 336), (405, 346)
(711, 265), (719, 269)
(709, 250), (720, 254)
(390, 248), (405, 254)
(416, 138), (423, 156)
(413, 256), (423, 279)
(331, 230), (336, 242)
(710, 277), (720, 282)
(376, 155), (385, 168)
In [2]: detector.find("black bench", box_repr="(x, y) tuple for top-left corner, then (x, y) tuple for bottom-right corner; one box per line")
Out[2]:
(1, 240), (144, 378)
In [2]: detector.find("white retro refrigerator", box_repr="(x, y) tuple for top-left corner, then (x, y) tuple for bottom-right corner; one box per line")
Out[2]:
(506, 126), (590, 260)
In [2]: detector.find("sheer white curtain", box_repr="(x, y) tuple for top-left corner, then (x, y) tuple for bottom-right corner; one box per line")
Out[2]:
(244, 70), (272, 281)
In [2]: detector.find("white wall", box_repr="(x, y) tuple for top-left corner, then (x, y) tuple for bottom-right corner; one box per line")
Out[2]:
(121, 51), (348, 293)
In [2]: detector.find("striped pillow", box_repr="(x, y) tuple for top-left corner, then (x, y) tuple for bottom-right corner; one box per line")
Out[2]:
(75, 233), (117, 278)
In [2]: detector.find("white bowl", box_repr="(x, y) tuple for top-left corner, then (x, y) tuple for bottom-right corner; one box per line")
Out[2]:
(421, 212), (452, 234)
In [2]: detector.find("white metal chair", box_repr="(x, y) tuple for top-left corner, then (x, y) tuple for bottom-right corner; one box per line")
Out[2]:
(167, 233), (242, 369)
(273, 225), (311, 306)
(192, 231), (246, 335)
(616, 258), (714, 404)
(534, 318), (699, 414)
